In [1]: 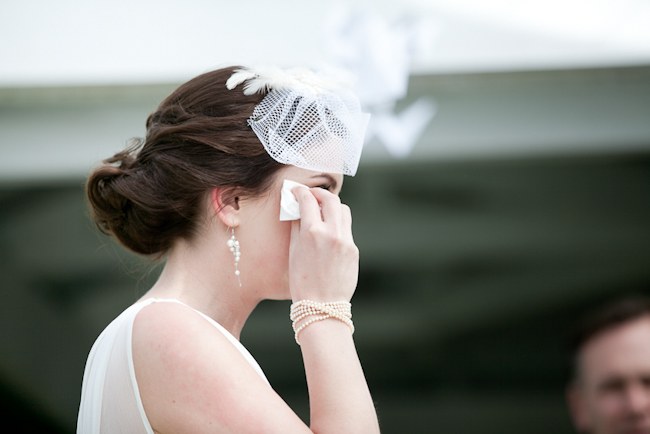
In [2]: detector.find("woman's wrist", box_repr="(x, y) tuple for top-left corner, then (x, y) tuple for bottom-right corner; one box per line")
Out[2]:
(290, 300), (354, 345)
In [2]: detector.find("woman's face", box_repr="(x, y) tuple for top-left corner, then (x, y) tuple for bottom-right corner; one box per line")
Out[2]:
(236, 166), (344, 300)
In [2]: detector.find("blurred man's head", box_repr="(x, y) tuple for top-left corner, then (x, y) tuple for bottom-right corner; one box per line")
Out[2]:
(567, 296), (650, 434)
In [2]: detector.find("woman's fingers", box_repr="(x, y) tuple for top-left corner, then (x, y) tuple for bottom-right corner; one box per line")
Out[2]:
(288, 186), (358, 302)
(307, 187), (342, 225)
(291, 186), (321, 226)
(340, 204), (354, 242)
(292, 186), (344, 230)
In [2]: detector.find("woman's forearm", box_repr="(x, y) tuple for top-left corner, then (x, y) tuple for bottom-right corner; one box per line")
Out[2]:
(300, 320), (380, 434)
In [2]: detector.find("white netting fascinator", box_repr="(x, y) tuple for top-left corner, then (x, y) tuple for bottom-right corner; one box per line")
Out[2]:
(226, 66), (370, 176)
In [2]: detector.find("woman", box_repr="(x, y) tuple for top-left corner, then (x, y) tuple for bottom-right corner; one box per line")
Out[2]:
(77, 65), (380, 433)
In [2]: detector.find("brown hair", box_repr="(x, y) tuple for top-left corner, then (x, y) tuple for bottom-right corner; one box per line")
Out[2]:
(86, 66), (283, 256)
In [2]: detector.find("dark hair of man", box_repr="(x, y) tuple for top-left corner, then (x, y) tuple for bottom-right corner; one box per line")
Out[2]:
(568, 295), (650, 381)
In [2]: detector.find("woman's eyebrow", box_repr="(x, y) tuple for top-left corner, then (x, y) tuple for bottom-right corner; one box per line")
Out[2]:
(310, 173), (338, 191)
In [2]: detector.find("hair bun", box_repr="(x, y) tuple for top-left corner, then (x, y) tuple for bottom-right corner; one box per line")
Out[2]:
(86, 146), (150, 253)
(87, 160), (129, 227)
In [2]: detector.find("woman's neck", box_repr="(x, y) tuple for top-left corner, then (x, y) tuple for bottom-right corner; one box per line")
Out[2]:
(141, 238), (260, 340)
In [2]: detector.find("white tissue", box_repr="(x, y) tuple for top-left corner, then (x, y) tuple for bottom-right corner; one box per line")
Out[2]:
(280, 179), (306, 221)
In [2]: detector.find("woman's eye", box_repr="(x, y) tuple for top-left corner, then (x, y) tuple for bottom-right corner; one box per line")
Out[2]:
(317, 184), (332, 191)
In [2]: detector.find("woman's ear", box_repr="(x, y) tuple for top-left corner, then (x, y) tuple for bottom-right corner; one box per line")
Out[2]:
(210, 188), (241, 228)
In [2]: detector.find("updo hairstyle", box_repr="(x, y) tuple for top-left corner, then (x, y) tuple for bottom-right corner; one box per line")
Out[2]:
(86, 66), (283, 256)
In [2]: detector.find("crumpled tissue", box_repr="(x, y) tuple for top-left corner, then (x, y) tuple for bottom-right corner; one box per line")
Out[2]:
(279, 179), (307, 221)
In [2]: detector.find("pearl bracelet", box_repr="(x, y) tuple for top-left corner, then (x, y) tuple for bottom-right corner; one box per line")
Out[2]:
(290, 300), (354, 345)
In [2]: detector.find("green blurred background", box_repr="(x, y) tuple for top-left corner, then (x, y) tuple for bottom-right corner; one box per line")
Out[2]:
(2, 2), (650, 433)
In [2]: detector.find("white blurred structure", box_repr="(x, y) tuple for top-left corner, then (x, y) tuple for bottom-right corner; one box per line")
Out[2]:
(1, 0), (650, 179)
(2, 0), (650, 86)
(322, 5), (438, 158)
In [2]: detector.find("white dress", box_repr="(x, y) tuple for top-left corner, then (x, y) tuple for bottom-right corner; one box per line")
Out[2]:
(77, 298), (268, 434)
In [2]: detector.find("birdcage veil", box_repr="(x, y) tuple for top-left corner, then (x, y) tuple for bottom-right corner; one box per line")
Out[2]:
(226, 66), (370, 176)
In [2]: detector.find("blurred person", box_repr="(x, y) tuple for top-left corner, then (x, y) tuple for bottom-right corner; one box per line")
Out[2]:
(566, 295), (650, 434)
(77, 65), (379, 434)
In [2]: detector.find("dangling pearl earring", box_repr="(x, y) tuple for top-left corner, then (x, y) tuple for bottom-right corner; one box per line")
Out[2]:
(227, 226), (242, 287)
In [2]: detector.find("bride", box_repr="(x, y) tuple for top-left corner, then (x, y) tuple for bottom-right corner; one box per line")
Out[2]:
(77, 65), (380, 433)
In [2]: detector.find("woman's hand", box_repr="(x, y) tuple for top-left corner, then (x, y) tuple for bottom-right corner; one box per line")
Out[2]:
(288, 186), (359, 302)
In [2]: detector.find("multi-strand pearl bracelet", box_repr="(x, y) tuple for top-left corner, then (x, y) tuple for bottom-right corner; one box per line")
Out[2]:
(290, 300), (354, 345)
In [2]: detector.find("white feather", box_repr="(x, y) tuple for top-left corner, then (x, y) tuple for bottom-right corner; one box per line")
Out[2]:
(226, 65), (347, 96)
(225, 69), (256, 91)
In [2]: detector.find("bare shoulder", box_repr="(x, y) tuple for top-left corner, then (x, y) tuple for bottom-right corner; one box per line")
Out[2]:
(132, 301), (309, 434)
(132, 301), (220, 358)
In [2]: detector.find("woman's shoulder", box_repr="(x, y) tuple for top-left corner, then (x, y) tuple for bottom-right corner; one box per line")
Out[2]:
(131, 299), (242, 374)
(130, 299), (267, 432)
(130, 299), (307, 433)
(132, 298), (211, 342)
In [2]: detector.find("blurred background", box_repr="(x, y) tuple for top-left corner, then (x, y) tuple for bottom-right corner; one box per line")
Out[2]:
(2, 1), (650, 433)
